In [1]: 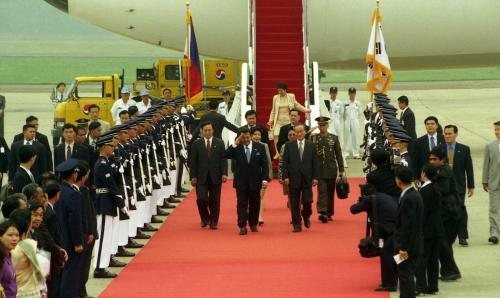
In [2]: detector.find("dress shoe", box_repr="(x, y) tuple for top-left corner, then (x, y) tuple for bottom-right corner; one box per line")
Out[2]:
(458, 238), (469, 246)
(109, 258), (126, 267)
(142, 224), (158, 232)
(175, 193), (186, 198)
(304, 219), (311, 229)
(488, 236), (499, 244)
(239, 227), (247, 235)
(151, 216), (163, 224)
(415, 291), (425, 296)
(258, 221), (264, 226)
(163, 202), (177, 209)
(328, 216), (333, 221)
(125, 238), (144, 249)
(180, 187), (190, 193)
(94, 269), (117, 278)
(292, 226), (302, 233)
(318, 214), (328, 223)
(156, 208), (170, 216)
(167, 197), (182, 204)
(210, 224), (218, 230)
(115, 247), (135, 257)
(134, 230), (151, 239)
(424, 290), (439, 295)
(440, 273), (461, 281)
(250, 226), (258, 232)
(374, 286), (396, 292)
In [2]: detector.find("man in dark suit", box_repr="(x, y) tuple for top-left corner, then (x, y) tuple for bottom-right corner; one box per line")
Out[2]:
(276, 109), (308, 153)
(412, 116), (445, 182)
(394, 166), (424, 298)
(366, 148), (401, 199)
(281, 124), (318, 232)
(241, 110), (269, 145)
(9, 124), (49, 183)
(54, 124), (90, 168)
(54, 159), (86, 298)
(190, 121), (228, 229)
(225, 127), (269, 235)
(440, 125), (474, 246)
(192, 100), (239, 140)
(0, 135), (9, 185)
(13, 115), (53, 171)
(12, 145), (37, 193)
(350, 183), (398, 292)
(398, 96), (417, 140)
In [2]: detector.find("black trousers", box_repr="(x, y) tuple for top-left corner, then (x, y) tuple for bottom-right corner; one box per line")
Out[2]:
(195, 176), (222, 225)
(176, 157), (185, 195)
(457, 193), (469, 239)
(397, 258), (417, 298)
(380, 234), (397, 287)
(317, 178), (336, 217)
(289, 186), (312, 227)
(439, 218), (461, 277)
(416, 236), (441, 293)
(78, 240), (95, 297)
(47, 267), (61, 298)
(236, 188), (261, 228)
(60, 251), (83, 298)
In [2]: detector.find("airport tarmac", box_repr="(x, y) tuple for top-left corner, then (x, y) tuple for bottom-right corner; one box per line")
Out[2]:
(0, 81), (499, 297)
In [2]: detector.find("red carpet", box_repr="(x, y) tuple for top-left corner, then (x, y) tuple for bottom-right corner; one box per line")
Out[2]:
(101, 178), (389, 298)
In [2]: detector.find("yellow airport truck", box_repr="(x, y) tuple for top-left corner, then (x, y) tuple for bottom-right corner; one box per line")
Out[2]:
(51, 59), (242, 140)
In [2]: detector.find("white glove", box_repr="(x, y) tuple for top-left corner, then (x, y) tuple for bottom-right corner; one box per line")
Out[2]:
(180, 149), (188, 159)
(120, 207), (130, 217)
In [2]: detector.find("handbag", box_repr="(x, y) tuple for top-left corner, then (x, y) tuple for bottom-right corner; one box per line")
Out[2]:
(358, 195), (381, 258)
(335, 175), (350, 199)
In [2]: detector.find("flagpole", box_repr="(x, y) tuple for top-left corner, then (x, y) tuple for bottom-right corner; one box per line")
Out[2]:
(186, 1), (191, 103)
(370, 0), (380, 104)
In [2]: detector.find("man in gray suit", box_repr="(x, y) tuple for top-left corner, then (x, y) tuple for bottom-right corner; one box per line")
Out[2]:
(282, 124), (318, 232)
(190, 121), (228, 230)
(483, 120), (500, 244)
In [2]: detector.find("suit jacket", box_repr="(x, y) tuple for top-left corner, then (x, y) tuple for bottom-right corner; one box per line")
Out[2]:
(0, 136), (9, 173)
(350, 192), (398, 239)
(281, 139), (318, 189)
(80, 186), (98, 238)
(8, 140), (48, 182)
(55, 182), (86, 252)
(189, 137), (227, 185)
(192, 111), (239, 139)
(419, 183), (444, 238)
(12, 166), (35, 193)
(14, 132), (53, 171)
(436, 165), (461, 221)
(438, 142), (474, 195)
(54, 143), (90, 169)
(412, 134), (445, 179)
(483, 140), (500, 191)
(277, 123), (309, 152)
(400, 107), (417, 140)
(366, 166), (401, 199)
(44, 204), (64, 247)
(394, 187), (424, 257)
(224, 142), (269, 191)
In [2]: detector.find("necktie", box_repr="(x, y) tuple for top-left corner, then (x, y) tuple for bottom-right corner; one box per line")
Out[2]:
(206, 140), (211, 157)
(298, 141), (303, 161)
(448, 145), (454, 168)
(430, 136), (436, 150)
(66, 145), (72, 160)
(245, 146), (251, 163)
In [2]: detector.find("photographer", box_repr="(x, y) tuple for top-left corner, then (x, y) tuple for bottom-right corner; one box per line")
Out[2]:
(366, 148), (401, 199)
(350, 183), (398, 292)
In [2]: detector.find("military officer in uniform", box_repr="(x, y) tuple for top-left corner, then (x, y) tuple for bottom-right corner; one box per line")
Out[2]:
(343, 87), (363, 159)
(324, 87), (344, 136)
(93, 132), (127, 278)
(310, 117), (345, 222)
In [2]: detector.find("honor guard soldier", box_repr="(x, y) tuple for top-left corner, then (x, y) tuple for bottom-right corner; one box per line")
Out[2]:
(343, 87), (363, 159)
(324, 87), (344, 136)
(311, 116), (345, 222)
(93, 132), (128, 278)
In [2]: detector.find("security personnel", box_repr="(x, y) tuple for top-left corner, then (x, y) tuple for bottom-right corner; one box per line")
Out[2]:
(324, 87), (344, 136)
(343, 87), (363, 159)
(310, 116), (344, 222)
(54, 158), (86, 298)
(93, 132), (127, 278)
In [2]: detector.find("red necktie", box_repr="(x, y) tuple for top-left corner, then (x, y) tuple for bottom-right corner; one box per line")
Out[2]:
(206, 140), (211, 157)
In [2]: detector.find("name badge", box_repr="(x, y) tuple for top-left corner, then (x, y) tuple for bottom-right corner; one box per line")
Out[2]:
(0, 147), (4, 153)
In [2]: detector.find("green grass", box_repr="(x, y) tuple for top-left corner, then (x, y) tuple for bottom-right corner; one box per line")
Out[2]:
(1, 56), (500, 85)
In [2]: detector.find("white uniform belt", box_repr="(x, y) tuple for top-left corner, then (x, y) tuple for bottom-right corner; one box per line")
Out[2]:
(96, 188), (109, 194)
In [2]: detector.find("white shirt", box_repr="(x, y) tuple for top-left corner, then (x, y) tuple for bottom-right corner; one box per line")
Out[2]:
(217, 101), (229, 117)
(137, 100), (151, 114)
(204, 137), (213, 147)
(427, 133), (438, 150)
(110, 98), (136, 122)
(399, 185), (414, 203)
(420, 180), (432, 189)
(297, 139), (305, 150)
(23, 139), (34, 145)
(64, 142), (74, 156)
(344, 99), (362, 121)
